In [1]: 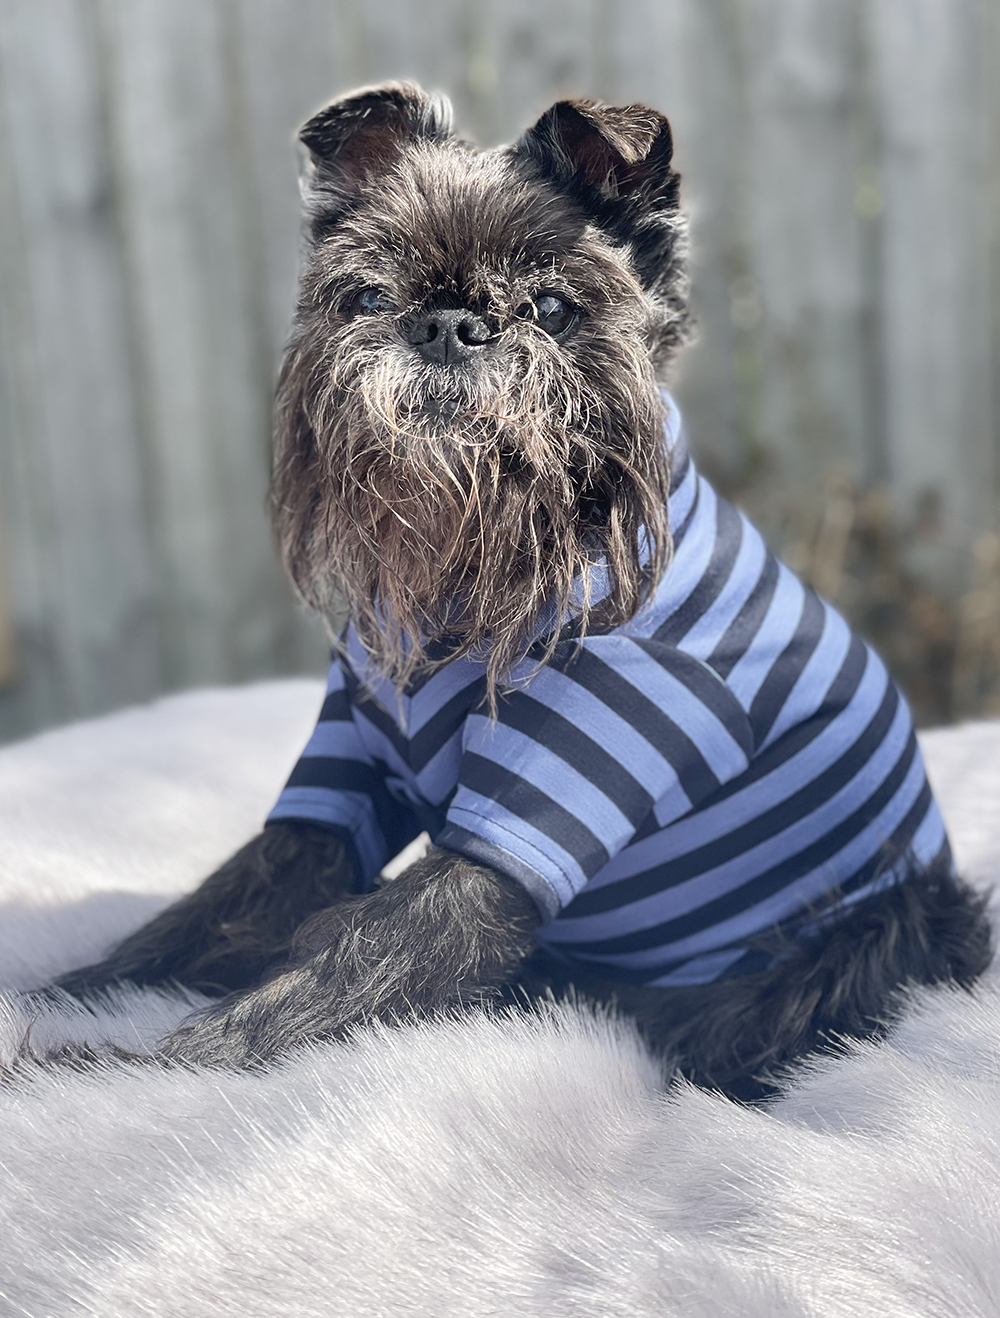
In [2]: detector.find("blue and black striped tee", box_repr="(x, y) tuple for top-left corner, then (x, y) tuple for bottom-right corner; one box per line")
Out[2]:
(268, 396), (948, 986)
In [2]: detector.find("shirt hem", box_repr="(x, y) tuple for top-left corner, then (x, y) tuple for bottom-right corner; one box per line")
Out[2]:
(436, 823), (562, 922)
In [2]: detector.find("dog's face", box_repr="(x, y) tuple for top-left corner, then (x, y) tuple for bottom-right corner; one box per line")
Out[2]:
(272, 83), (688, 696)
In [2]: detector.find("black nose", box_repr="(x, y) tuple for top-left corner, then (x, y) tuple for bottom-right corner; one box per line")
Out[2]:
(406, 309), (495, 365)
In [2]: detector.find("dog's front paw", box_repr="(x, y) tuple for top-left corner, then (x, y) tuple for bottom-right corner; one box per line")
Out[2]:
(5, 1035), (153, 1082)
(156, 1012), (253, 1070)
(156, 962), (324, 1069)
(155, 850), (540, 1071)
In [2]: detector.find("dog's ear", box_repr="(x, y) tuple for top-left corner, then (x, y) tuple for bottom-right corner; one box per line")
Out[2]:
(298, 82), (454, 221)
(513, 99), (682, 292)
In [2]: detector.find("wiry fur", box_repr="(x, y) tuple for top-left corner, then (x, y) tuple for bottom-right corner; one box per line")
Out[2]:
(272, 82), (686, 701)
(40, 84), (990, 1088)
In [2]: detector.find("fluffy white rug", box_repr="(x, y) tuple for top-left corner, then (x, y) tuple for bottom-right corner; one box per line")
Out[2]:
(2, 682), (1000, 1318)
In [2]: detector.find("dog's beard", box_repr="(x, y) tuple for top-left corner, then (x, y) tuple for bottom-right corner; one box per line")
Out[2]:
(273, 322), (671, 705)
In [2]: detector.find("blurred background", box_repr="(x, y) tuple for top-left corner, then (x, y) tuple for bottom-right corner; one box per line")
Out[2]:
(0, 0), (997, 743)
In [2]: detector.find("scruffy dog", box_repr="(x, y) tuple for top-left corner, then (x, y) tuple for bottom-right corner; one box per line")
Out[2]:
(53, 84), (990, 1099)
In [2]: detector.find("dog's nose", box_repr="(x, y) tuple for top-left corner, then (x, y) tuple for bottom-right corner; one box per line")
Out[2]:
(407, 310), (494, 365)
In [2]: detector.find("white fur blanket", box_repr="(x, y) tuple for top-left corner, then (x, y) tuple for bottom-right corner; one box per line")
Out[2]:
(3, 682), (1000, 1318)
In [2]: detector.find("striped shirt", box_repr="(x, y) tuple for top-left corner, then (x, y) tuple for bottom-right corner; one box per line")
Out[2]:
(268, 395), (948, 986)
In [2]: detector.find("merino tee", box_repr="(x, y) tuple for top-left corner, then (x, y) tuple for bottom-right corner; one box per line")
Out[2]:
(267, 396), (948, 986)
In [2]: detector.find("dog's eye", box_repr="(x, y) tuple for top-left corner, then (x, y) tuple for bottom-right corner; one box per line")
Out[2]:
(518, 292), (577, 338)
(350, 287), (394, 316)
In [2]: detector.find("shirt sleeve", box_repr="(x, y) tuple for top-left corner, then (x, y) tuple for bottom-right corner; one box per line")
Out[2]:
(267, 659), (407, 885)
(436, 635), (754, 921)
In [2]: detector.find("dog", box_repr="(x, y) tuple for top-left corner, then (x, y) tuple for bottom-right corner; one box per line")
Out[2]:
(50, 84), (991, 1100)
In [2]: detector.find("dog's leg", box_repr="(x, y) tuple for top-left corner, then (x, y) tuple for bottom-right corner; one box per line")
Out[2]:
(49, 823), (358, 999)
(155, 848), (541, 1069)
(514, 865), (992, 1102)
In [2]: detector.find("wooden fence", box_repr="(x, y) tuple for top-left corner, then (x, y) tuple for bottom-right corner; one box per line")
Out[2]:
(0, 0), (997, 740)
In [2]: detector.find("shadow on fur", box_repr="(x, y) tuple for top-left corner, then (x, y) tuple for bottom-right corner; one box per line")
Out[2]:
(51, 823), (359, 1000)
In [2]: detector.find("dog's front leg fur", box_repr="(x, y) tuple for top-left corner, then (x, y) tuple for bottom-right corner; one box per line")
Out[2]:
(50, 823), (359, 998)
(157, 849), (541, 1069)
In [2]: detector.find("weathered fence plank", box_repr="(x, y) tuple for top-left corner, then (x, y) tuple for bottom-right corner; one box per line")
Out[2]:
(870, 0), (995, 587)
(616, 0), (753, 478)
(230, 0), (343, 374)
(739, 0), (872, 487)
(0, 0), (160, 737)
(100, 0), (301, 683)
